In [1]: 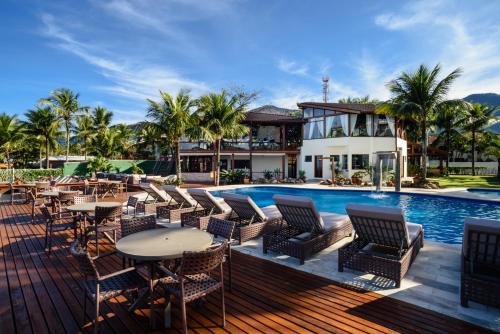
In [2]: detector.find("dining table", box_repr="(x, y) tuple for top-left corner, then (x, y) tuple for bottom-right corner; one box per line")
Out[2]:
(116, 228), (213, 328)
(98, 180), (122, 198)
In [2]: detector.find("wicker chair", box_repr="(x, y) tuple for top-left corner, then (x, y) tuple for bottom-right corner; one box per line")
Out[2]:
(339, 204), (424, 288)
(74, 194), (97, 204)
(70, 240), (147, 334)
(264, 195), (352, 265)
(207, 218), (236, 290)
(56, 190), (80, 211)
(27, 190), (46, 224)
(40, 205), (79, 254)
(35, 181), (51, 196)
(219, 193), (283, 244)
(124, 196), (139, 216)
(158, 242), (227, 334)
(136, 183), (172, 215)
(181, 189), (234, 230)
(119, 215), (156, 267)
(86, 205), (122, 257)
(461, 218), (500, 308)
(156, 186), (202, 224)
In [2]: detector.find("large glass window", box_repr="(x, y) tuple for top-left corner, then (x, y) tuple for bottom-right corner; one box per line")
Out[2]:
(326, 114), (348, 137)
(304, 118), (324, 139)
(352, 154), (369, 169)
(234, 160), (251, 169)
(350, 114), (373, 136)
(374, 115), (395, 137)
(303, 108), (313, 118)
(342, 154), (348, 170)
(181, 156), (212, 173)
(313, 108), (324, 117)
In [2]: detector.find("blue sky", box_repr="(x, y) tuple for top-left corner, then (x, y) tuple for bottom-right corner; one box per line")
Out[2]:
(1, 0), (500, 123)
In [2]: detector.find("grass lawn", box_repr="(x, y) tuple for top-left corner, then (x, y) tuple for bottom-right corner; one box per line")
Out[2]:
(428, 175), (500, 188)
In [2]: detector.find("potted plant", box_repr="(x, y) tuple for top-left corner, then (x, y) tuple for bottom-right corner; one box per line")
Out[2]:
(351, 171), (365, 185)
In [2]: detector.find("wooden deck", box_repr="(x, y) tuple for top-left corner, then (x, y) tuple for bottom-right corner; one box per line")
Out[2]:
(0, 194), (493, 334)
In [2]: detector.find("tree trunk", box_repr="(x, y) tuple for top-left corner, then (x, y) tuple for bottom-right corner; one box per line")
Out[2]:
(6, 149), (10, 169)
(176, 140), (182, 182)
(84, 139), (87, 161)
(46, 139), (50, 169)
(421, 119), (428, 180)
(39, 146), (43, 169)
(65, 120), (70, 162)
(471, 130), (476, 176)
(215, 139), (221, 186)
(445, 130), (450, 174)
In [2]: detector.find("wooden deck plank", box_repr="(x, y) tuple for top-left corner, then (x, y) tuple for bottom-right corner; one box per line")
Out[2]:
(0, 195), (494, 334)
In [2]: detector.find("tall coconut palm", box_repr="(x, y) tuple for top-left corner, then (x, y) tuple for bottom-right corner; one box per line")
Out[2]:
(73, 114), (94, 160)
(461, 103), (499, 175)
(40, 88), (85, 162)
(433, 104), (467, 172)
(91, 127), (121, 158)
(0, 113), (25, 169)
(196, 90), (250, 186)
(146, 90), (197, 181)
(379, 64), (463, 180)
(112, 123), (134, 158)
(92, 106), (113, 133)
(24, 107), (62, 168)
(477, 131), (500, 178)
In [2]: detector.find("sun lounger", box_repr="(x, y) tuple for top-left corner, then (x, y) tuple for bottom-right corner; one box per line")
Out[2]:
(180, 188), (234, 230)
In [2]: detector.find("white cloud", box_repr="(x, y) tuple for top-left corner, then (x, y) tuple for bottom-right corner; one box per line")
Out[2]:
(277, 59), (309, 76)
(40, 14), (209, 104)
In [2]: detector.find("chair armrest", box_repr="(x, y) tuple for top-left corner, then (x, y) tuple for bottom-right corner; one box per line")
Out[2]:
(155, 264), (180, 282)
(98, 266), (137, 281)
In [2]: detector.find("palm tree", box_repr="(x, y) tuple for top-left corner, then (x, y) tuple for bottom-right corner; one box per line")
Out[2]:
(433, 104), (467, 172)
(379, 64), (463, 180)
(92, 106), (113, 133)
(92, 127), (121, 158)
(112, 123), (134, 158)
(196, 90), (250, 186)
(477, 131), (500, 178)
(146, 90), (197, 181)
(40, 88), (85, 162)
(24, 107), (62, 169)
(0, 113), (25, 169)
(461, 103), (499, 175)
(73, 114), (94, 160)
(338, 96), (379, 104)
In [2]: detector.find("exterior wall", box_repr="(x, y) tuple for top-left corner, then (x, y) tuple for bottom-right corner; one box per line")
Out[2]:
(298, 137), (399, 179)
(251, 155), (285, 178)
(397, 137), (408, 178)
(181, 172), (213, 183)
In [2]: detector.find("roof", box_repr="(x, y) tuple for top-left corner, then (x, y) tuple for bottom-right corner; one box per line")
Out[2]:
(297, 102), (376, 114)
(244, 105), (304, 123)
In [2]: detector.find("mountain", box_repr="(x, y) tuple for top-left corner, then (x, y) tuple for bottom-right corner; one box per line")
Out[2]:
(463, 93), (500, 133)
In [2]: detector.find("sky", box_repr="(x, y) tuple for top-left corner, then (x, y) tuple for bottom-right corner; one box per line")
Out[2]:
(1, 0), (500, 124)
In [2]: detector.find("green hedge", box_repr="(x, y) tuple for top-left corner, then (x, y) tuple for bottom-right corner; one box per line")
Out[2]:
(446, 166), (488, 175)
(63, 160), (158, 176)
(0, 169), (63, 182)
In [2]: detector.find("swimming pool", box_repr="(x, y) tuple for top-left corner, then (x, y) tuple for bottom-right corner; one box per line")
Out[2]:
(467, 188), (500, 200)
(212, 186), (500, 245)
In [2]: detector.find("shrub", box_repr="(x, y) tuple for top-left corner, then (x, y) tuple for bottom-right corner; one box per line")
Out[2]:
(87, 157), (113, 173)
(298, 170), (306, 181)
(130, 162), (144, 174)
(351, 171), (367, 178)
(220, 169), (248, 184)
(263, 169), (274, 181)
(0, 168), (63, 182)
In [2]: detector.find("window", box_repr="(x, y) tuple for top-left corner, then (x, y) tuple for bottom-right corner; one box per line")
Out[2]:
(234, 160), (250, 169)
(326, 114), (348, 137)
(313, 108), (324, 117)
(305, 155), (312, 162)
(351, 154), (369, 169)
(303, 108), (313, 118)
(342, 154), (348, 170)
(374, 115), (395, 137)
(181, 156), (212, 173)
(304, 118), (324, 139)
(350, 114), (373, 136)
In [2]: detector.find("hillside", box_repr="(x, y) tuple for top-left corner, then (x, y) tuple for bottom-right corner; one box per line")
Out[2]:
(463, 93), (500, 133)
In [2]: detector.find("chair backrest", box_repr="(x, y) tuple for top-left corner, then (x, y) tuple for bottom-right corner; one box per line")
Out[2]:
(188, 188), (226, 214)
(70, 240), (99, 279)
(94, 205), (122, 225)
(126, 196), (138, 207)
(163, 185), (197, 208)
(463, 218), (500, 269)
(207, 217), (236, 240)
(58, 191), (79, 203)
(180, 241), (227, 276)
(346, 204), (411, 249)
(39, 205), (52, 221)
(74, 195), (97, 204)
(120, 215), (156, 238)
(273, 195), (325, 234)
(36, 182), (50, 192)
(142, 184), (170, 203)
(221, 193), (266, 222)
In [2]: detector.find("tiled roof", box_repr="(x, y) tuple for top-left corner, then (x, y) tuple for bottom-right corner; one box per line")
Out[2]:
(244, 105), (304, 123)
(297, 102), (376, 114)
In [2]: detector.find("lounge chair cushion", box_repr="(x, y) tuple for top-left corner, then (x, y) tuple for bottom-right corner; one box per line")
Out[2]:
(145, 184), (172, 203)
(222, 193), (267, 221)
(273, 195), (324, 232)
(407, 222), (423, 244)
(346, 204), (412, 249)
(320, 212), (351, 231)
(188, 189), (231, 213)
(163, 185), (197, 207)
(261, 205), (282, 221)
(463, 217), (500, 257)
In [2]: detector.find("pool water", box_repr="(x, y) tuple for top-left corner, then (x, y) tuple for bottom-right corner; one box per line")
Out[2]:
(212, 186), (500, 245)
(467, 188), (500, 200)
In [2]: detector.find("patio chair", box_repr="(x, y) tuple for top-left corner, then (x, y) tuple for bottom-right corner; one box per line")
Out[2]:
(156, 186), (203, 224)
(70, 240), (147, 334)
(86, 205), (122, 257)
(181, 188), (233, 230)
(338, 204), (424, 288)
(264, 195), (352, 265)
(119, 215), (156, 267)
(220, 193), (283, 243)
(124, 195), (139, 216)
(157, 242), (227, 334)
(207, 217), (236, 290)
(35, 181), (51, 196)
(28, 190), (46, 224)
(461, 217), (500, 308)
(40, 205), (79, 254)
(137, 183), (172, 215)
(56, 190), (80, 211)
(74, 194), (97, 204)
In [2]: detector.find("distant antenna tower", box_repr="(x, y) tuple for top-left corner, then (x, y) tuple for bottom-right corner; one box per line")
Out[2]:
(322, 76), (329, 102)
